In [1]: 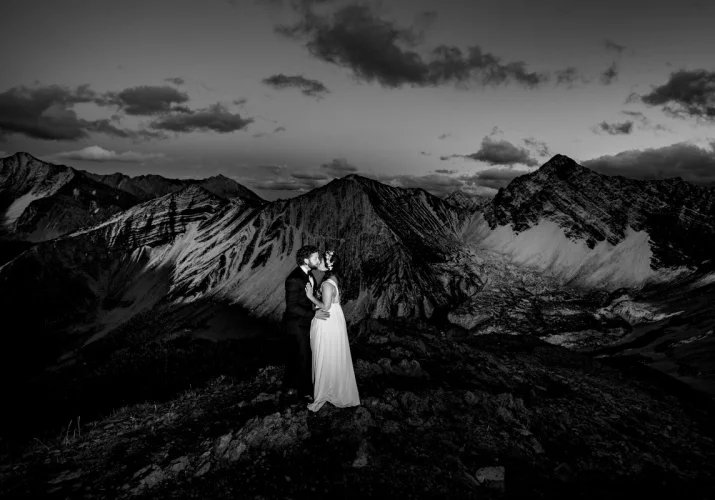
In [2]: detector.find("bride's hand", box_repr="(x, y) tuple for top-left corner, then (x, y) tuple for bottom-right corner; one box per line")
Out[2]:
(305, 283), (313, 297)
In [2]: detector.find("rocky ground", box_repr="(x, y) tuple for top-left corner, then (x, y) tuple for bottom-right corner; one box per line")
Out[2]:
(2, 318), (714, 499)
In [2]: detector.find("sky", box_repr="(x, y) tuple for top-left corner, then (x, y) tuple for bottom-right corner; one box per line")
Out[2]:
(1, 0), (715, 200)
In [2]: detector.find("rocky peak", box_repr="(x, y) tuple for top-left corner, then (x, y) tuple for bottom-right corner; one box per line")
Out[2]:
(483, 154), (715, 270)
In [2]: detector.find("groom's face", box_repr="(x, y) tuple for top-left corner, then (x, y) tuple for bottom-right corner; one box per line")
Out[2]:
(305, 252), (320, 269)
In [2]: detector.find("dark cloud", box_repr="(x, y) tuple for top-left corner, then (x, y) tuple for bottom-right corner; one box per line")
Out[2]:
(435, 169), (457, 174)
(84, 119), (166, 141)
(274, 126), (286, 132)
(252, 132), (268, 138)
(555, 67), (588, 87)
(320, 157), (358, 176)
(248, 157), (358, 193)
(102, 85), (191, 116)
(603, 39), (626, 54)
(421, 151), (431, 156)
(149, 103), (253, 133)
(459, 168), (529, 190)
(275, 3), (549, 89)
(233, 98), (248, 106)
(262, 73), (330, 98)
(164, 77), (185, 85)
(583, 141), (715, 185)
(364, 172), (464, 197)
(619, 110), (671, 132)
(640, 69), (715, 121)
(451, 136), (540, 167)
(593, 120), (633, 135)
(523, 137), (551, 157)
(291, 170), (331, 180)
(437, 133), (451, 140)
(250, 179), (315, 191)
(0, 84), (161, 141)
(600, 62), (619, 85)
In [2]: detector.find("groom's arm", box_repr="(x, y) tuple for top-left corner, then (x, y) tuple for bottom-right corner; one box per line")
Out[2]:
(285, 276), (315, 318)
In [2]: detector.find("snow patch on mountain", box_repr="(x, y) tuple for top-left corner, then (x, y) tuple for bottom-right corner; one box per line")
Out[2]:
(468, 216), (689, 288)
(3, 192), (43, 228)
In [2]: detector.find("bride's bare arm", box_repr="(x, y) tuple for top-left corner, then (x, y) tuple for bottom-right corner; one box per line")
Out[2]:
(318, 281), (334, 311)
(305, 282), (333, 311)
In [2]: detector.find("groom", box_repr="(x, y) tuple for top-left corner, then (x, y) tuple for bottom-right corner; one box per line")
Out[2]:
(283, 245), (330, 400)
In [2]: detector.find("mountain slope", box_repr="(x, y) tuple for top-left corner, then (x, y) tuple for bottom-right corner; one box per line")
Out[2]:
(0, 184), (235, 378)
(0, 152), (138, 242)
(444, 189), (491, 211)
(0, 152), (263, 248)
(2, 319), (714, 499)
(460, 154), (715, 288)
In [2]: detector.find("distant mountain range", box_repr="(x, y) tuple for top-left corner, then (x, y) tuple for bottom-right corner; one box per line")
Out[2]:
(1, 152), (713, 399)
(0, 152), (262, 244)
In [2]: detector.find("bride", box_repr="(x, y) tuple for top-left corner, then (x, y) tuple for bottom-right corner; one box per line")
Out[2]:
(304, 250), (360, 411)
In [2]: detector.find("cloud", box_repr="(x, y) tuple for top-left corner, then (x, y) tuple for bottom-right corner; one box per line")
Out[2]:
(262, 73), (330, 98)
(0, 84), (162, 141)
(620, 110), (670, 132)
(600, 62), (619, 85)
(319, 157), (358, 176)
(274, 126), (286, 133)
(275, 2), (550, 89)
(421, 151), (431, 156)
(371, 167), (529, 197)
(53, 145), (165, 163)
(593, 120), (634, 135)
(639, 69), (715, 121)
(164, 77), (185, 85)
(459, 167), (530, 190)
(555, 67), (588, 87)
(447, 136), (540, 166)
(437, 133), (451, 140)
(603, 39), (626, 54)
(101, 85), (191, 116)
(377, 173), (463, 196)
(583, 141), (715, 185)
(523, 137), (551, 157)
(233, 98), (248, 106)
(149, 102), (253, 133)
(246, 157), (358, 193)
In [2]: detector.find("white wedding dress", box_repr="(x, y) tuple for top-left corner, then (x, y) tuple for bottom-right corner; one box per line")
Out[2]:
(308, 278), (360, 411)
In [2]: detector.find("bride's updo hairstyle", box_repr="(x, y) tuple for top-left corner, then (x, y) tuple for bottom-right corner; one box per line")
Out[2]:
(323, 250), (341, 282)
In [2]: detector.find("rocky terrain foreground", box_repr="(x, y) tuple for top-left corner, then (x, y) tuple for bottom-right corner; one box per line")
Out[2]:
(2, 318), (713, 499)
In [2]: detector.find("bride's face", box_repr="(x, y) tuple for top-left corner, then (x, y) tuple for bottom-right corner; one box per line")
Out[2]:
(316, 256), (329, 272)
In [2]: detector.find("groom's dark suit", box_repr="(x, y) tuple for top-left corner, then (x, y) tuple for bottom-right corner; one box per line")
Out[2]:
(283, 266), (318, 397)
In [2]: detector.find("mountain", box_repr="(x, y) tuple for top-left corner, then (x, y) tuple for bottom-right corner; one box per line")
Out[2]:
(0, 153), (263, 254)
(1, 154), (714, 428)
(0, 152), (138, 242)
(82, 170), (263, 203)
(444, 189), (491, 211)
(463, 154), (715, 288)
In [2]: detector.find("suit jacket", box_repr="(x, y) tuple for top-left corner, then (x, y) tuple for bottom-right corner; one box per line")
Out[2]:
(283, 266), (316, 333)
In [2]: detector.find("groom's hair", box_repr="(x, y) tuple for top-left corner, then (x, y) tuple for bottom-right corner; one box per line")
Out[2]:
(296, 245), (319, 266)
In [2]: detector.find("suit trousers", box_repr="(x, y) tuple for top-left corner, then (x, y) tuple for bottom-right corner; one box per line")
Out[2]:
(283, 321), (313, 396)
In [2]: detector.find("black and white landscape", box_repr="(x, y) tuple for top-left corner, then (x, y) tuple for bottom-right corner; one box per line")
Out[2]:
(1, 150), (714, 497)
(1, 0), (715, 497)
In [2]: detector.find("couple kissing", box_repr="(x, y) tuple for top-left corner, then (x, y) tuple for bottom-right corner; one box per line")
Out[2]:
(282, 245), (360, 412)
